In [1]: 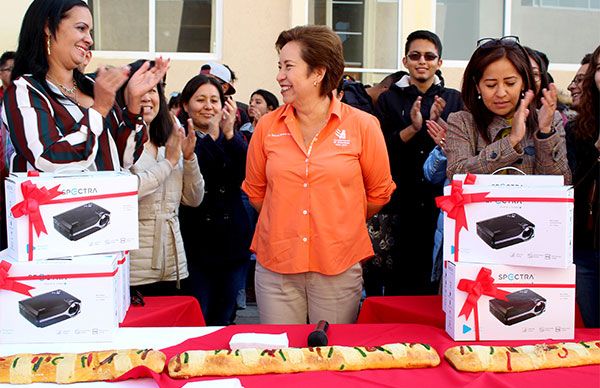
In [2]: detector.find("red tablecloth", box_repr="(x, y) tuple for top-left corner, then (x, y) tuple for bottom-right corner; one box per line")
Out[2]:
(115, 324), (600, 388)
(120, 296), (205, 327)
(357, 295), (586, 328)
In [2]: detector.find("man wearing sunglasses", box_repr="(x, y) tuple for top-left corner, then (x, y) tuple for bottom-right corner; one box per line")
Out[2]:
(374, 30), (462, 296)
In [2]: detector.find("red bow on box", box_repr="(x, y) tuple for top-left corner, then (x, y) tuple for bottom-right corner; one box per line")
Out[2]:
(457, 267), (510, 340)
(0, 260), (33, 296)
(435, 174), (489, 260)
(10, 180), (63, 260)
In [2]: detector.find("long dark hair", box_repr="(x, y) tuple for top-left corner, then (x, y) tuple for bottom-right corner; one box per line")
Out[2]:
(462, 42), (538, 144)
(12, 0), (92, 96)
(178, 75), (225, 124)
(575, 45), (600, 142)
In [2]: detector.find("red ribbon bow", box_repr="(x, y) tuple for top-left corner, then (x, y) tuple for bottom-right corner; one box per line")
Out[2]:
(435, 173), (489, 261)
(457, 267), (510, 319)
(0, 260), (34, 296)
(10, 180), (63, 260)
(435, 173), (488, 233)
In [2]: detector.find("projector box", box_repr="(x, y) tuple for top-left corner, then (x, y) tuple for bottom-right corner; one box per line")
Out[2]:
(0, 255), (118, 343)
(5, 171), (138, 261)
(444, 261), (575, 341)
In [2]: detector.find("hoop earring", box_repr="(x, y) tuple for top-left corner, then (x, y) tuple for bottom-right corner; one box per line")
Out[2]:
(47, 35), (51, 56)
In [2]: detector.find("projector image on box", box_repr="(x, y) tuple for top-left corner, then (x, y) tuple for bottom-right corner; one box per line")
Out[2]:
(53, 202), (110, 241)
(476, 213), (535, 249)
(19, 289), (81, 328)
(489, 289), (546, 326)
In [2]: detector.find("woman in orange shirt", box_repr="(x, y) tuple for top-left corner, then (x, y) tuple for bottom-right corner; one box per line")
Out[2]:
(243, 25), (396, 325)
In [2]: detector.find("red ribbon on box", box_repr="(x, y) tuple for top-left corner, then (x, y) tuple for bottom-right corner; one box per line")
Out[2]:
(435, 174), (574, 261)
(457, 267), (510, 340)
(0, 260), (34, 296)
(10, 179), (138, 261)
(435, 174), (488, 261)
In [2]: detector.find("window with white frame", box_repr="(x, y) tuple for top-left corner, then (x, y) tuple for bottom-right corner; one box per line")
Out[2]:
(436, 0), (599, 64)
(88, 0), (219, 57)
(309, 0), (400, 85)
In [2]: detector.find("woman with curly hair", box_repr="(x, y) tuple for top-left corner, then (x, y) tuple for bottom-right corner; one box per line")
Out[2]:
(566, 44), (600, 328)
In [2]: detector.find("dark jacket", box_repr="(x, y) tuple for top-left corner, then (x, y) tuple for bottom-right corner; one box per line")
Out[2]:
(376, 74), (463, 214)
(179, 131), (251, 268)
(341, 82), (375, 115)
(566, 120), (599, 258)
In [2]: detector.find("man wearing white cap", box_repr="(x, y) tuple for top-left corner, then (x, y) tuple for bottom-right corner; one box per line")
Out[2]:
(200, 62), (237, 95)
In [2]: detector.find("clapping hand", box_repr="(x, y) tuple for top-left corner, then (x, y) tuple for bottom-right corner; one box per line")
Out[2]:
(538, 83), (558, 133)
(429, 95), (446, 123)
(510, 90), (535, 147)
(221, 96), (237, 140)
(92, 66), (130, 117)
(125, 57), (170, 115)
(409, 96), (423, 132)
(181, 118), (197, 160)
(426, 119), (447, 151)
(165, 121), (183, 168)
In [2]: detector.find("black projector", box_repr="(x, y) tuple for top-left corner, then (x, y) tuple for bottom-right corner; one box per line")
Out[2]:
(476, 213), (535, 249)
(489, 289), (546, 326)
(19, 289), (81, 328)
(53, 202), (110, 241)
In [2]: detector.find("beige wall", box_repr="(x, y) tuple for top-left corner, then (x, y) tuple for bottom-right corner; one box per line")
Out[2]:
(0, 0), (584, 102)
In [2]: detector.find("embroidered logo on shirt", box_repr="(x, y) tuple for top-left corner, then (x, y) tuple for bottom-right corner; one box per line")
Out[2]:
(333, 129), (350, 147)
(268, 132), (292, 137)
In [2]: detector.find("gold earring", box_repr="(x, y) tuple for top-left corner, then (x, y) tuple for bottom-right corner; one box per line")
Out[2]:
(313, 80), (318, 87)
(47, 36), (51, 56)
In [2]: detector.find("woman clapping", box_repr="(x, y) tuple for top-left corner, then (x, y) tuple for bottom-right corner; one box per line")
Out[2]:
(4, 0), (168, 172)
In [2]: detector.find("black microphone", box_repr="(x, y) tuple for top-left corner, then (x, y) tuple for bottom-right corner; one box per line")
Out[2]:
(307, 320), (329, 347)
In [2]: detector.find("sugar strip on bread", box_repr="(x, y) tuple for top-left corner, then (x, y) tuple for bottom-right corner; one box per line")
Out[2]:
(445, 340), (600, 372)
(168, 342), (440, 378)
(0, 349), (166, 384)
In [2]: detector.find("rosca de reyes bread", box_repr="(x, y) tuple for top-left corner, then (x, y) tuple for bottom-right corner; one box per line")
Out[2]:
(168, 342), (440, 378)
(0, 349), (166, 384)
(445, 340), (600, 372)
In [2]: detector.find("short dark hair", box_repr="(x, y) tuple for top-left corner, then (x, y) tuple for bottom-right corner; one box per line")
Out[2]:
(178, 74), (225, 124)
(0, 51), (15, 68)
(13, 0), (91, 95)
(251, 89), (279, 110)
(462, 40), (538, 144)
(379, 70), (406, 88)
(275, 25), (345, 97)
(581, 53), (593, 65)
(405, 30), (443, 58)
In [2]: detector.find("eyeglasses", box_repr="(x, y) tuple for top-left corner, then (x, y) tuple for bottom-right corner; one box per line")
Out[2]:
(476, 35), (520, 49)
(406, 52), (439, 62)
(0, 66), (13, 73)
(569, 74), (585, 85)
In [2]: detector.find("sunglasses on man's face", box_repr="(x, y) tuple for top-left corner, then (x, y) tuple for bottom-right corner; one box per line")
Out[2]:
(476, 35), (520, 49)
(406, 52), (439, 62)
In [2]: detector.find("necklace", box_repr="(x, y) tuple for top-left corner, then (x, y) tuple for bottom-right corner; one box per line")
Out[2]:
(46, 75), (79, 105)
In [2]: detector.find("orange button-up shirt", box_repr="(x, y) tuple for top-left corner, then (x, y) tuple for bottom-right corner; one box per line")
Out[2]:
(242, 96), (396, 275)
